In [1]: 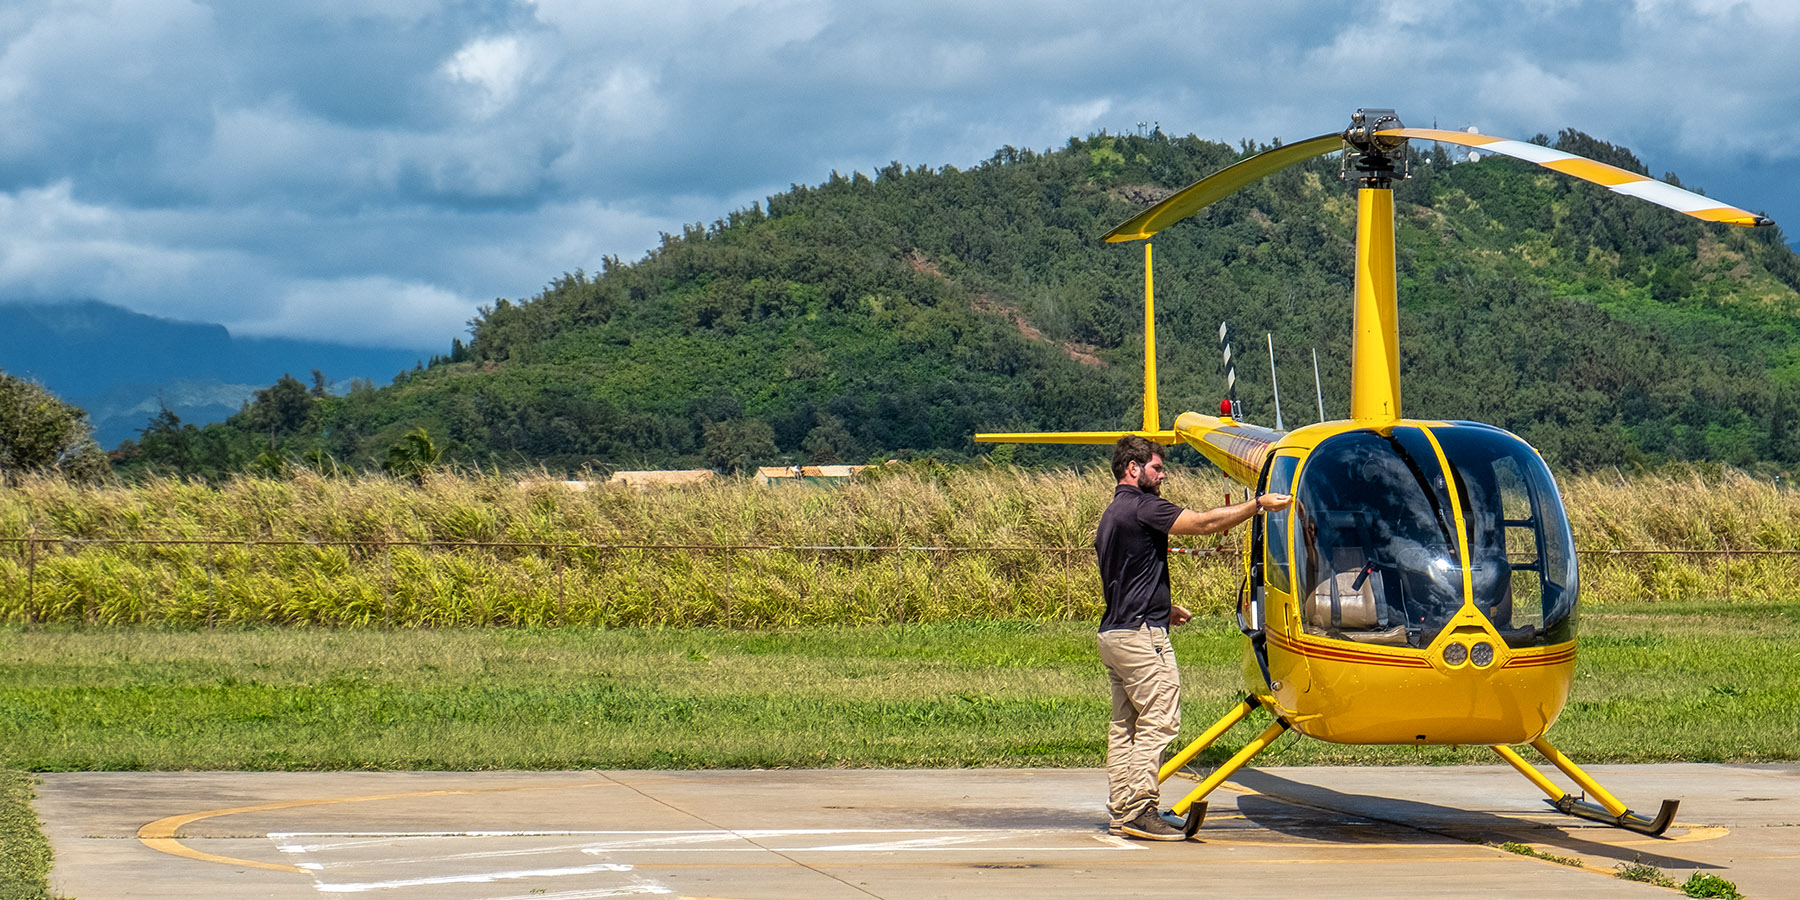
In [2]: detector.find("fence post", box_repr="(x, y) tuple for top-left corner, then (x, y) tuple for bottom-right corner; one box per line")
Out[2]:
(1061, 547), (1071, 622)
(555, 544), (565, 627)
(933, 548), (947, 623)
(723, 546), (734, 629)
(1723, 549), (1733, 603)
(382, 542), (393, 628)
(208, 543), (223, 630)
(80, 540), (93, 627)
(600, 545), (613, 629)
(205, 545), (216, 629)
(24, 529), (36, 626)
(893, 548), (905, 631)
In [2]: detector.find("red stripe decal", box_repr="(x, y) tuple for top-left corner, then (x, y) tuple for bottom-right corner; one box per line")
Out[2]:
(1267, 634), (1430, 668)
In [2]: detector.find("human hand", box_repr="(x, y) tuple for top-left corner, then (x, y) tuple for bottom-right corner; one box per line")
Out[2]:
(1257, 493), (1292, 512)
(1170, 604), (1192, 627)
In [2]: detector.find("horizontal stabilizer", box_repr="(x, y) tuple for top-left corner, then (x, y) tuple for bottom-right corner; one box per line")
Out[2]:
(976, 430), (1178, 446)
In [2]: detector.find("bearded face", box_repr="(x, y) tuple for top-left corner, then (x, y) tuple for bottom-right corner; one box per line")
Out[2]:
(1135, 454), (1166, 494)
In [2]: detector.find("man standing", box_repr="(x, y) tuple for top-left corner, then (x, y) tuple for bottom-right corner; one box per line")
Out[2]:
(1097, 435), (1290, 840)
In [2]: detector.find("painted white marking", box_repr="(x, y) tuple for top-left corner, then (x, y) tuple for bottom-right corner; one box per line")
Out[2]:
(277, 829), (1143, 861)
(579, 846), (1138, 854)
(275, 830), (649, 841)
(276, 828), (1043, 837)
(284, 839), (650, 871)
(785, 834), (1028, 852)
(1481, 139), (1574, 166)
(1611, 178), (1725, 213)
(312, 862), (636, 894)
(729, 828), (1019, 839)
(562, 829), (1131, 854)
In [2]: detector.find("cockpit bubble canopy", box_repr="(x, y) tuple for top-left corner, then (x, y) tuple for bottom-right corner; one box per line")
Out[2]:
(1290, 424), (1577, 649)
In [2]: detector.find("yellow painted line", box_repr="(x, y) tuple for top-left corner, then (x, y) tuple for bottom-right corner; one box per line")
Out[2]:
(136, 781), (618, 874)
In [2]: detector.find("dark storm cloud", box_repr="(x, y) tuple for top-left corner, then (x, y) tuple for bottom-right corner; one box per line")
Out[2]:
(1, 0), (1794, 350)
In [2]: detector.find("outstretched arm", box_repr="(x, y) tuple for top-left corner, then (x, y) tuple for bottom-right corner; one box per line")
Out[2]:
(1169, 493), (1291, 536)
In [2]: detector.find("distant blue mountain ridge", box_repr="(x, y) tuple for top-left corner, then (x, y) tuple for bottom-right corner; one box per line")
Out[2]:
(0, 300), (426, 449)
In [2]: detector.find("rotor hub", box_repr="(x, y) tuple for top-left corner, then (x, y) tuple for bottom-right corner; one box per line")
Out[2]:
(1343, 108), (1408, 185)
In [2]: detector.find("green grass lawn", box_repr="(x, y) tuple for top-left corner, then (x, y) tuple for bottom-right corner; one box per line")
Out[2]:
(3, 607), (1795, 899)
(5, 604), (1797, 772)
(0, 772), (63, 900)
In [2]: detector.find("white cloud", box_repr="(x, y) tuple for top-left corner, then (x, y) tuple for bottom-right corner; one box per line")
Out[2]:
(0, 181), (210, 299)
(1, 0), (1796, 358)
(443, 34), (532, 118)
(235, 276), (476, 348)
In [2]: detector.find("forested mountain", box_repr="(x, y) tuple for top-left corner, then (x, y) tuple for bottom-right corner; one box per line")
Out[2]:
(114, 129), (1800, 478)
(0, 300), (422, 447)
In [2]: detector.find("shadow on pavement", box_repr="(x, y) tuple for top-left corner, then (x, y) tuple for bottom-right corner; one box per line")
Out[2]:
(1218, 768), (1719, 870)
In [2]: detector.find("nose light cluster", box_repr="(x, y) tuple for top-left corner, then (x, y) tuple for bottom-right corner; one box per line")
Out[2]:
(1471, 641), (1496, 667)
(1443, 640), (1497, 668)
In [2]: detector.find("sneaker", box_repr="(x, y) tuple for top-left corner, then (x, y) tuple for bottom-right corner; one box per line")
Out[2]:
(1117, 806), (1186, 841)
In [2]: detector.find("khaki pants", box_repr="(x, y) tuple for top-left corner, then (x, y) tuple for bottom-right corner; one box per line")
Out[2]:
(1097, 624), (1180, 826)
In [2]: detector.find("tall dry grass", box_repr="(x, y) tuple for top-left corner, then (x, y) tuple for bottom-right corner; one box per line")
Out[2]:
(1, 465), (1792, 626)
(1561, 467), (1800, 604)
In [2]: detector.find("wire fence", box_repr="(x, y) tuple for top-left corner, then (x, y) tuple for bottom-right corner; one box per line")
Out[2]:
(0, 535), (1792, 628)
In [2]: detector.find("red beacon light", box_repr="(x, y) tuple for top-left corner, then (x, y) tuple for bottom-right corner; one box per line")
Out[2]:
(1220, 400), (1234, 418)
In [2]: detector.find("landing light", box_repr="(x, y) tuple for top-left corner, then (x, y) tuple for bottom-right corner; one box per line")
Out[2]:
(1472, 642), (1496, 667)
(1443, 642), (1468, 666)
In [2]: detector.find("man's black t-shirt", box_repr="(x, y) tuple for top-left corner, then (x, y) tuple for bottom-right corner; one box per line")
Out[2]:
(1095, 483), (1185, 632)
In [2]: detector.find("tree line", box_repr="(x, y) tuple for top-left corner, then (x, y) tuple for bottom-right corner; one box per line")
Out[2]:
(10, 126), (1800, 482)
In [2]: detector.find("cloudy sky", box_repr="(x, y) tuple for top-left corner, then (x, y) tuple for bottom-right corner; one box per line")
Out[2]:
(3, 0), (1796, 351)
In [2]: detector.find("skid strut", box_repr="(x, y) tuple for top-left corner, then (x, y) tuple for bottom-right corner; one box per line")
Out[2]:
(1155, 696), (1290, 829)
(1492, 738), (1679, 836)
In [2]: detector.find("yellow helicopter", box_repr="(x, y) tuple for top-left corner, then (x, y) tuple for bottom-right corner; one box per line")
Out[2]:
(978, 109), (1773, 837)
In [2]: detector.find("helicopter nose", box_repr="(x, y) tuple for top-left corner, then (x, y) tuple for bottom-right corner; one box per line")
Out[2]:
(1428, 603), (1511, 674)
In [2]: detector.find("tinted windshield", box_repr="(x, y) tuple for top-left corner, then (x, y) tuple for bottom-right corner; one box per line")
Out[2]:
(1294, 428), (1464, 647)
(1435, 424), (1579, 646)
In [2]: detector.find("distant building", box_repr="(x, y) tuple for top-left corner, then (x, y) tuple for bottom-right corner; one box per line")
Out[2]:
(755, 465), (868, 486)
(604, 470), (716, 488)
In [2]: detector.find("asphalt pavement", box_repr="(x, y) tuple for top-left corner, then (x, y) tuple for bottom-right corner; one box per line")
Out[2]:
(33, 764), (1800, 899)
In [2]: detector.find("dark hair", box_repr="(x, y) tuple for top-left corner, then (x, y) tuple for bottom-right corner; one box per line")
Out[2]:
(1111, 435), (1165, 480)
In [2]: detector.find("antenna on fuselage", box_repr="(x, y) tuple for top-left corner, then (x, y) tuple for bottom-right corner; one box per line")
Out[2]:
(1218, 321), (1240, 419)
(1312, 348), (1325, 423)
(1266, 333), (1285, 431)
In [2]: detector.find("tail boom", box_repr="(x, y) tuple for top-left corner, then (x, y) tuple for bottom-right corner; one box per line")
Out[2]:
(1172, 411), (1281, 486)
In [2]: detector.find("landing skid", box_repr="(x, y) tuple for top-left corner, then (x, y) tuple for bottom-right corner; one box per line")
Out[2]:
(1494, 739), (1679, 837)
(1156, 695), (1290, 819)
(1163, 802), (1207, 838)
(1158, 698), (1679, 837)
(1550, 794), (1680, 836)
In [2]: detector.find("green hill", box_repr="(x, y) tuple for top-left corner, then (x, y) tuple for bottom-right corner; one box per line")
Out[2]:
(115, 128), (1800, 478)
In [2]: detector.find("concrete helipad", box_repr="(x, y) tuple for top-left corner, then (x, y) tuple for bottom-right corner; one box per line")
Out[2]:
(34, 764), (1800, 899)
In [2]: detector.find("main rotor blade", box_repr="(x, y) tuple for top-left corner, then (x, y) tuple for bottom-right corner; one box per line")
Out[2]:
(1383, 127), (1773, 227)
(1102, 133), (1343, 242)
